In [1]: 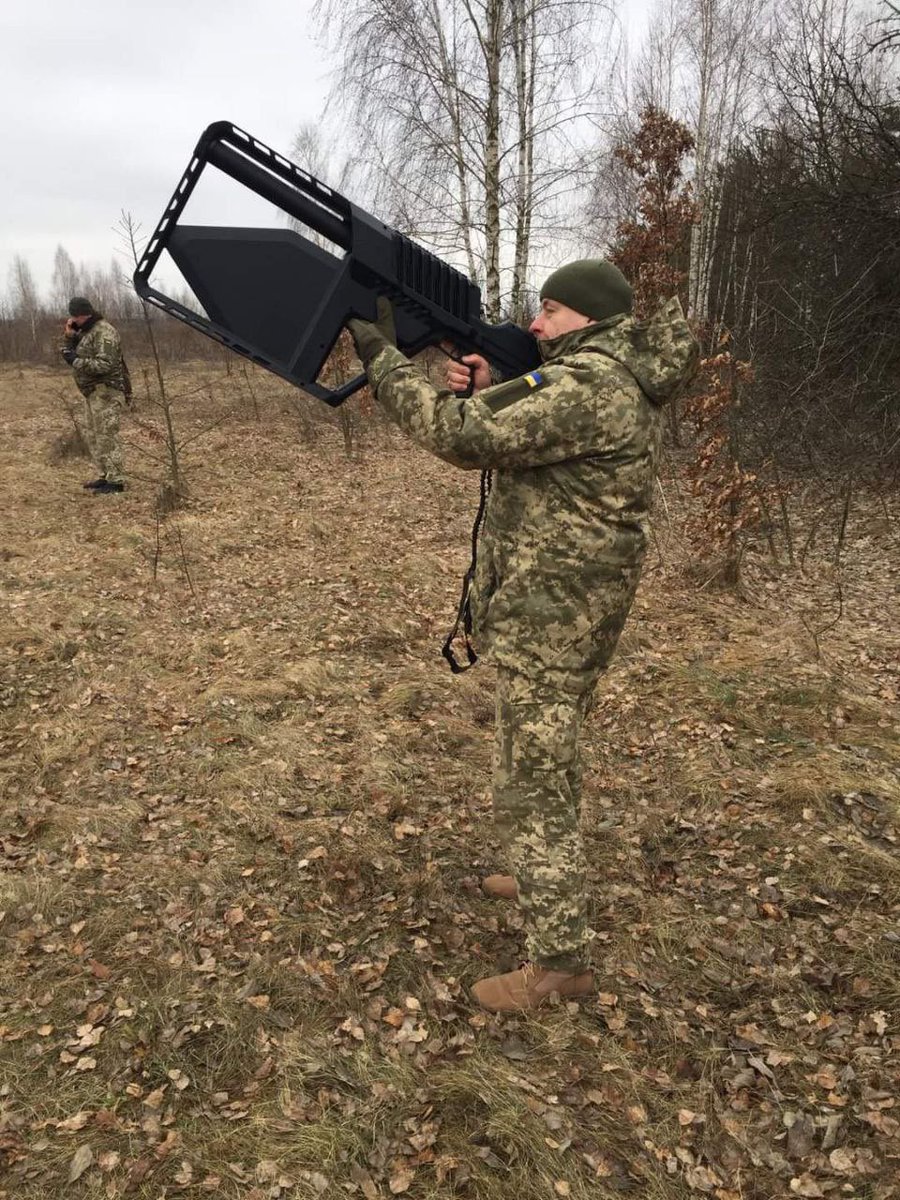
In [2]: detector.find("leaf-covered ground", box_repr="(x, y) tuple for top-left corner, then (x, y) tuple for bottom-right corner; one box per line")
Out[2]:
(1, 364), (898, 1200)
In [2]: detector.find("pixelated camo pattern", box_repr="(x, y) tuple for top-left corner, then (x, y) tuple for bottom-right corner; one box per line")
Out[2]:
(78, 384), (126, 483)
(491, 589), (637, 969)
(366, 297), (697, 970)
(65, 318), (129, 398)
(368, 296), (698, 676)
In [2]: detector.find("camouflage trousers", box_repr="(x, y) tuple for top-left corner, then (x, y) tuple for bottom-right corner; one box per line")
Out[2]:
(79, 384), (125, 484)
(491, 576), (639, 972)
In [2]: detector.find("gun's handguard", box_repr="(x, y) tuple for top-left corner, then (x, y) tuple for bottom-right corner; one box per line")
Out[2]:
(134, 122), (540, 406)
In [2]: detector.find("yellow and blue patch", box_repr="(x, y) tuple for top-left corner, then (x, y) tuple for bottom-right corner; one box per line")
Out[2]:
(483, 367), (550, 414)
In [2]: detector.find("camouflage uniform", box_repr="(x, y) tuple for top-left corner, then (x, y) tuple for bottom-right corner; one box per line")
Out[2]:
(64, 317), (130, 485)
(363, 298), (698, 971)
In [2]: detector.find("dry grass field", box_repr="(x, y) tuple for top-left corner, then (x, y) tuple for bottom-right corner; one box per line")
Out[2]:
(1, 362), (898, 1200)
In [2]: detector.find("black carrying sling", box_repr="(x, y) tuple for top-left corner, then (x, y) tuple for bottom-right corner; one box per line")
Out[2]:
(441, 468), (492, 673)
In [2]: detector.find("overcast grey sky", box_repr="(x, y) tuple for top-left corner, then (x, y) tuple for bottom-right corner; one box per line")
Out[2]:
(1, 0), (334, 298)
(2, 0), (653, 302)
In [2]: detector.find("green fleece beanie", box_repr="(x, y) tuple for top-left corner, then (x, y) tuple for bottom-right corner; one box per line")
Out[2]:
(539, 259), (633, 322)
(68, 296), (95, 317)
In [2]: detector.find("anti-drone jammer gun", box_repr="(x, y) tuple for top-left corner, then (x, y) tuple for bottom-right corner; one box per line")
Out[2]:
(133, 122), (541, 406)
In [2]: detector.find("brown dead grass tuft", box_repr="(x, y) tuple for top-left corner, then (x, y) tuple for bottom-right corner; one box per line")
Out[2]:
(46, 427), (89, 464)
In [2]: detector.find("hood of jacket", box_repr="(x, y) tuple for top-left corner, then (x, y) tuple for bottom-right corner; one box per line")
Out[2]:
(538, 296), (699, 405)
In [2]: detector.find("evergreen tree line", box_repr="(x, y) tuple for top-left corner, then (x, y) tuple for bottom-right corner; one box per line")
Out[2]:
(703, 7), (900, 471)
(590, 0), (899, 473)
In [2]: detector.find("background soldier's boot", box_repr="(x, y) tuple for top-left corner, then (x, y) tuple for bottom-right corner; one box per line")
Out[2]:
(482, 874), (518, 900)
(472, 963), (594, 1012)
(83, 477), (106, 489)
(92, 480), (125, 494)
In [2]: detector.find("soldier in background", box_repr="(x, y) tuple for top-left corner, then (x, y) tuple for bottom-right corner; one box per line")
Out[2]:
(347, 261), (698, 1012)
(61, 297), (132, 494)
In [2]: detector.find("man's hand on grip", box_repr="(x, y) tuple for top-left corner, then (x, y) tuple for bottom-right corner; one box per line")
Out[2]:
(446, 352), (490, 396)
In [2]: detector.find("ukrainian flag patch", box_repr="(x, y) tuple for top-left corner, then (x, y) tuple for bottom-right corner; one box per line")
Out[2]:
(483, 368), (550, 414)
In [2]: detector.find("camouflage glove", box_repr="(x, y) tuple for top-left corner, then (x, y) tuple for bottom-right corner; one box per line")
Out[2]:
(347, 297), (397, 367)
(61, 346), (77, 366)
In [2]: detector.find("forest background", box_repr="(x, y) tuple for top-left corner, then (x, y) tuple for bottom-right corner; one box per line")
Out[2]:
(4, 0), (899, 498)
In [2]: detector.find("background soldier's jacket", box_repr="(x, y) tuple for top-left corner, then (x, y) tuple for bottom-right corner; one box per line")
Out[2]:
(64, 319), (130, 399)
(366, 297), (699, 676)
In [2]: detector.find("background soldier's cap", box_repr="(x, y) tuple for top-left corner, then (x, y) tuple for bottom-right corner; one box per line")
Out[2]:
(539, 260), (633, 322)
(67, 296), (95, 317)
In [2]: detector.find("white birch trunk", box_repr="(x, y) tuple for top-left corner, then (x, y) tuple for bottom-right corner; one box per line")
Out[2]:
(480, 0), (504, 320)
(510, 0), (537, 321)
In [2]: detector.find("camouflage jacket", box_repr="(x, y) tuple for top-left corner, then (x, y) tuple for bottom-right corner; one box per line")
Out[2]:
(64, 317), (130, 398)
(365, 298), (698, 675)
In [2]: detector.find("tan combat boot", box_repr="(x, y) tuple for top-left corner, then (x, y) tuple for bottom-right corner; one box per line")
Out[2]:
(472, 963), (595, 1012)
(482, 874), (518, 900)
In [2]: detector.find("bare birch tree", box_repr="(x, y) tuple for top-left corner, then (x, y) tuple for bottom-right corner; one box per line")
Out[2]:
(679, 0), (771, 329)
(632, 0), (685, 113)
(50, 245), (80, 314)
(509, 0), (538, 318)
(870, 0), (900, 48)
(588, 0), (767, 329)
(314, 0), (618, 321)
(291, 122), (356, 195)
(8, 256), (41, 349)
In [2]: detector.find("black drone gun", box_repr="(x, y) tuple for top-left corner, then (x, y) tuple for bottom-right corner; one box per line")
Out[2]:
(133, 121), (540, 406)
